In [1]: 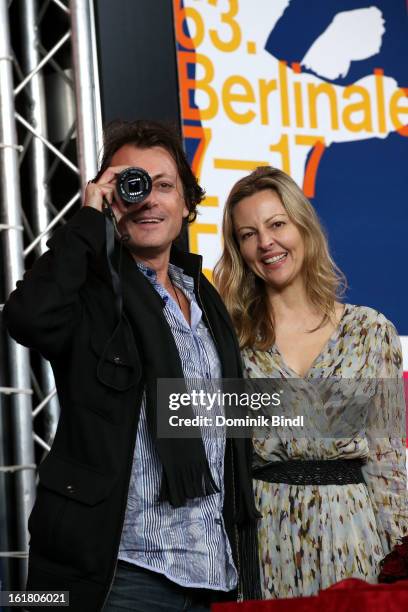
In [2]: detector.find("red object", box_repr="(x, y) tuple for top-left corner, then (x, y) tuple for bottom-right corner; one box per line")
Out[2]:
(212, 578), (408, 611)
(378, 536), (408, 583)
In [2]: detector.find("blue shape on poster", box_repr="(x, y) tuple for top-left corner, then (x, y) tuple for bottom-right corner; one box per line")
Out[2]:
(266, 1), (408, 332)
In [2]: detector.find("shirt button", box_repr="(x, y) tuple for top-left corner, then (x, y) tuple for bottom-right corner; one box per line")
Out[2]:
(113, 355), (122, 364)
(66, 484), (75, 494)
(214, 518), (222, 525)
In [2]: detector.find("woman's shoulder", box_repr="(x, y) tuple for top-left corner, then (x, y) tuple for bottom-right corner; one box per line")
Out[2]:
(241, 344), (270, 365)
(348, 305), (403, 375)
(241, 344), (281, 377)
(344, 304), (401, 366)
(345, 304), (398, 334)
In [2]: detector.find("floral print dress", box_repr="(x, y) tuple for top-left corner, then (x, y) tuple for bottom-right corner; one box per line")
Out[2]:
(242, 304), (408, 599)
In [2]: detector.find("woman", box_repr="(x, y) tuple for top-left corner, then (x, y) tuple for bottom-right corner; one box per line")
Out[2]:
(214, 166), (408, 599)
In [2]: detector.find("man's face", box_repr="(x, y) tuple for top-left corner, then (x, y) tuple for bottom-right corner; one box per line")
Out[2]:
(111, 144), (189, 259)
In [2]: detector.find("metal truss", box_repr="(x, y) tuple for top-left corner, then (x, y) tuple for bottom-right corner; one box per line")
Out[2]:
(0, 0), (102, 585)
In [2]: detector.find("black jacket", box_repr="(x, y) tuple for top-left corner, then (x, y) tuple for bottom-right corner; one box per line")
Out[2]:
(3, 207), (259, 611)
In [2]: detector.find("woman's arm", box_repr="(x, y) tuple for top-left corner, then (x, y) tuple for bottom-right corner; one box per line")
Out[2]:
(361, 319), (408, 553)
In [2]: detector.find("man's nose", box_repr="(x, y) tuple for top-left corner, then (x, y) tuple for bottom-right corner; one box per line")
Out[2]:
(124, 194), (157, 217)
(139, 193), (159, 210)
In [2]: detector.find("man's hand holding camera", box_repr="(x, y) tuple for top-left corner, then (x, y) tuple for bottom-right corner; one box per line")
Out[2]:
(84, 165), (154, 247)
(84, 165), (130, 222)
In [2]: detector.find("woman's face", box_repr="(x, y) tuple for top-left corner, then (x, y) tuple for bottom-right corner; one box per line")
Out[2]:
(232, 189), (305, 290)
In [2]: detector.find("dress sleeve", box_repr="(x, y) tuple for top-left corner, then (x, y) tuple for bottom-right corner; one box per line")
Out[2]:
(361, 318), (408, 553)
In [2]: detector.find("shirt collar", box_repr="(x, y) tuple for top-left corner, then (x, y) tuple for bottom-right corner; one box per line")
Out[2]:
(136, 261), (194, 295)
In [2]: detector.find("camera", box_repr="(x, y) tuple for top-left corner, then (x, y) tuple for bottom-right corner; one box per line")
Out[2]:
(116, 167), (152, 206)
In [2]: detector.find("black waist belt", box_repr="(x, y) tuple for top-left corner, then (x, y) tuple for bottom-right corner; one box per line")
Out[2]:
(253, 459), (365, 485)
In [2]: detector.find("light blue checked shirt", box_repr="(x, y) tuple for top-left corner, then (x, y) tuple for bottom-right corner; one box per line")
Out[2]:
(118, 262), (238, 591)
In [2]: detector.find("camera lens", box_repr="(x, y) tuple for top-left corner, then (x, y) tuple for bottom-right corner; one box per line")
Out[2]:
(117, 167), (152, 206)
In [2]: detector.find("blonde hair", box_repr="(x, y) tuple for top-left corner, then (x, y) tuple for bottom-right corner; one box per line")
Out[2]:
(213, 166), (347, 350)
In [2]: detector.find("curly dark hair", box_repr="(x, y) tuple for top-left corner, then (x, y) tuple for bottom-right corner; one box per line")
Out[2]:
(95, 120), (205, 223)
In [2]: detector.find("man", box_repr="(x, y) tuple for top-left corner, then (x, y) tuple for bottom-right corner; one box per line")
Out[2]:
(4, 121), (260, 611)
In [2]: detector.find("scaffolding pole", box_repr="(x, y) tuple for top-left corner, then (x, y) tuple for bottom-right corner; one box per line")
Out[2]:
(70, 0), (103, 190)
(20, 0), (60, 447)
(0, 0), (36, 585)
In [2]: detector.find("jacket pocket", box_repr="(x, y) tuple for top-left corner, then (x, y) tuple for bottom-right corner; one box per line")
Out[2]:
(28, 454), (116, 572)
(38, 453), (113, 505)
(90, 317), (141, 392)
